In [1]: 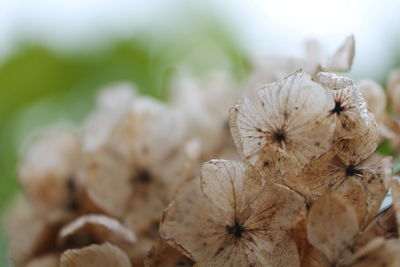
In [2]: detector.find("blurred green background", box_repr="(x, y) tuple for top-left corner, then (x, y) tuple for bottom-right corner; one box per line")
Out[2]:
(1, 0), (400, 265)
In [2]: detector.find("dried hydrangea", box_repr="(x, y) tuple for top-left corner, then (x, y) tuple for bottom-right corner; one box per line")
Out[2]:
(6, 36), (400, 267)
(160, 160), (306, 266)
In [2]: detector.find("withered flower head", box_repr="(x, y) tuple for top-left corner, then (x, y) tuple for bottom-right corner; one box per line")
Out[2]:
(160, 160), (306, 266)
(83, 96), (188, 261)
(317, 72), (370, 140)
(18, 126), (84, 215)
(230, 70), (336, 177)
(284, 108), (388, 227)
(83, 96), (187, 219)
(60, 243), (131, 267)
(307, 192), (359, 265)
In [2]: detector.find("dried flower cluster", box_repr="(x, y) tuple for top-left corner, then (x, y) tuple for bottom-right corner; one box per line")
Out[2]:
(5, 36), (400, 267)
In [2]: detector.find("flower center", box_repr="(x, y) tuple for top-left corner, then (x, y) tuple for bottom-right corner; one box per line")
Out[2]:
(273, 130), (286, 143)
(132, 169), (152, 184)
(331, 101), (345, 114)
(226, 222), (245, 238)
(345, 165), (360, 176)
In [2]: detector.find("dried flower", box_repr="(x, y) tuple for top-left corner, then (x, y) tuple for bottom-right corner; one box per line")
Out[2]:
(230, 70), (336, 177)
(160, 160), (306, 266)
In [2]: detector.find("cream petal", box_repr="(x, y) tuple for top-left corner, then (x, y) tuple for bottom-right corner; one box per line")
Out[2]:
(60, 243), (131, 267)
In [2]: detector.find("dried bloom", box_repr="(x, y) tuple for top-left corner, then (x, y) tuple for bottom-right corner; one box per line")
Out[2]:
(288, 152), (391, 228)
(58, 214), (136, 256)
(230, 70), (336, 177)
(6, 196), (60, 266)
(346, 237), (400, 266)
(160, 160), (306, 266)
(388, 69), (400, 114)
(83, 96), (188, 260)
(18, 126), (88, 216)
(358, 79), (387, 121)
(23, 254), (59, 267)
(145, 240), (194, 267)
(60, 243), (131, 267)
(307, 192), (359, 265)
(317, 72), (370, 140)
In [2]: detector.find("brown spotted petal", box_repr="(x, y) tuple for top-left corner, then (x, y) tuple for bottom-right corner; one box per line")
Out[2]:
(230, 70), (336, 176)
(307, 192), (359, 264)
(60, 243), (131, 267)
(145, 239), (194, 267)
(347, 237), (400, 267)
(58, 214), (136, 256)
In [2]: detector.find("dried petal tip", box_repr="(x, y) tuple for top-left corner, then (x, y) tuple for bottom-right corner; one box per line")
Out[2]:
(58, 214), (136, 250)
(327, 35), (355, 72)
